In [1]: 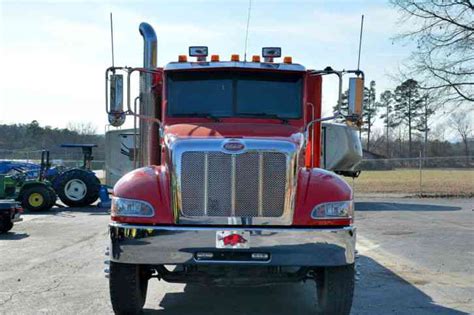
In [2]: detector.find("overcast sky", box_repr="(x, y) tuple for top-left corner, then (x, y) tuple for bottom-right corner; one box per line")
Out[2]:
(0, 0), (413, 133)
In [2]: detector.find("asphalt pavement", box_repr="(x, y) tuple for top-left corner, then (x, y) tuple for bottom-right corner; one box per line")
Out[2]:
(0, 197), (472, 314)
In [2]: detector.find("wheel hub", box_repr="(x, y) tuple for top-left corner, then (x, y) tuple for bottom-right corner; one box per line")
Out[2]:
(64, 179), (87, 201)
(28, 193), (44, 207)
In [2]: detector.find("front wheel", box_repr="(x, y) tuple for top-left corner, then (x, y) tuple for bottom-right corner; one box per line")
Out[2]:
(315, 264), (355, 315)
(21, 186), (54, 212)
(0, 214), (13, 233)
(109, 262), (149, 315)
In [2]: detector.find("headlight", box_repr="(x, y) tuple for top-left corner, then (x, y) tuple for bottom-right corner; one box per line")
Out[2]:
(311, 200), (353, 219)
(111, 197), (154, 217)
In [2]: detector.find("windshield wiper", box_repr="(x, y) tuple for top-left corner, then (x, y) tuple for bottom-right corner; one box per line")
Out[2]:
(172, 113), (221, 122)
(237, 112), (289, 124)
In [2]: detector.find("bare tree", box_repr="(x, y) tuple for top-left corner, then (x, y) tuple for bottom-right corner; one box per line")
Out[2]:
(66, 121), (98, 136)
(449, 111), (473, 165)
(391, 0), (474, 103)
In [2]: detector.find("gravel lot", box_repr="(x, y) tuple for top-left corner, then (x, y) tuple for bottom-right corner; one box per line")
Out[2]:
(0, 197), (473, 314)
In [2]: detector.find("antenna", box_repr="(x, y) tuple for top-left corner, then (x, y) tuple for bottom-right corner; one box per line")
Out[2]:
(243, 0), (252, 61)
(110, 12), (115, 68)
(357, 14), (364, 70)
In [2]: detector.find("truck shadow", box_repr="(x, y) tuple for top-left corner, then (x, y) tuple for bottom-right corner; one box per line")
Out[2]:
(355, 202), (461, 212)
(20, 206), (109, 217)
(0, 232), (29, 240)
(144, 255), (468, 315)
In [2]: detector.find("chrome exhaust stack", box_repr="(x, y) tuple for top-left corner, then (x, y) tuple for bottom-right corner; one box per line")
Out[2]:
(138, 22), (157, 166)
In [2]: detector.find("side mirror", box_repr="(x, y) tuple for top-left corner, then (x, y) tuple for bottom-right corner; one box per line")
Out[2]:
(348, 77), (364, 120)
(108, 74), (126, 127)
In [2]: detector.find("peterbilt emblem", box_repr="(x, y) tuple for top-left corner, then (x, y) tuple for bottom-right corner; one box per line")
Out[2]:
(223, 141), (245, 151)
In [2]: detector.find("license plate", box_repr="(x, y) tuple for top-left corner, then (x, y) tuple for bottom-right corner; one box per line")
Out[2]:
(216, 231), (250, 249)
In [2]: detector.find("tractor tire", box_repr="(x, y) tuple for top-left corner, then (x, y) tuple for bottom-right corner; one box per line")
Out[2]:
(46, 187), (57, 209)
(0, 214), (13, 233)
(56, 169), (100, 207)
(109, 262), (149, 315)
(21, 185), (53, 212)
(315, 264), (355, 315)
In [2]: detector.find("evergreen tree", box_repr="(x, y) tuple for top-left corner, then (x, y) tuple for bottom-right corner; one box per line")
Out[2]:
(393, 79), (424, 157)
(333, 80), (378, 151)
(378, 90), (396, 157)
(362, 81), (377, 151)
(416, 94), (436, 158)
(333, 90), (349, 116)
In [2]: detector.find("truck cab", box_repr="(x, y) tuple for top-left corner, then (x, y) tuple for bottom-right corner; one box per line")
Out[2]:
(106, 23), (364, 315)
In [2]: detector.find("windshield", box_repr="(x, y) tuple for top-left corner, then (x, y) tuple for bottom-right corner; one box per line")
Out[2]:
(166, 71), (303, 119)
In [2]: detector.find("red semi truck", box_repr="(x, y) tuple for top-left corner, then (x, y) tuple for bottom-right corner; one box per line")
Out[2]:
(105, 22), (364, 315)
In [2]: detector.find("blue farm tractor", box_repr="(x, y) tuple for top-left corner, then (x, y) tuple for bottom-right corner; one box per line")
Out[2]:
(0, 144), (101, 208)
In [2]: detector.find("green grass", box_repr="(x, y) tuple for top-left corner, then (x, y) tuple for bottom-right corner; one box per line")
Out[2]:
(350, 169), (474, 197)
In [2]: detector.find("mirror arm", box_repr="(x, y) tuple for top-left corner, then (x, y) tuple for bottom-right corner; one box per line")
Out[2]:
(303, 68), (366, 166)
(344, 69), (365, 79)
(106, 66), (163, 128)
(106, 66), (161, 115)
(305, 113), (343, 144)
(308, 69), (343, 114)
(126, 67), (161, 114)
(127, 68), (164, 144)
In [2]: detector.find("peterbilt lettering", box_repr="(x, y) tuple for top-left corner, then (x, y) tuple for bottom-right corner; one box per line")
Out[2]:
(105, 23), (364, 315)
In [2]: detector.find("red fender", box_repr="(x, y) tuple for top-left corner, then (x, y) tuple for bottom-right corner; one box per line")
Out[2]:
(293, 168), (353, 226)
(112, 166), (173, 224)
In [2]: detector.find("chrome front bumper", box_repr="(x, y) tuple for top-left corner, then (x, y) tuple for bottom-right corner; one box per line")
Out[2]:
(109, 223), (356, 267)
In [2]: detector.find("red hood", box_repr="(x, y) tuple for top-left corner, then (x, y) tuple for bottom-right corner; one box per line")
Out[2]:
(165, 123), (303, 140)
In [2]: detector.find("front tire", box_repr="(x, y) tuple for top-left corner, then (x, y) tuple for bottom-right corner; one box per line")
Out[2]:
(109, 262), (149, 315)
(315, 264), (355, 315)
(21, 186), (53, 212)
(0, 214), (13, 233)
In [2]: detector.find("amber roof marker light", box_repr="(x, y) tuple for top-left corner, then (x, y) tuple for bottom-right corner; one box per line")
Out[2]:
(231, 54), (240, 62)
(252, 55), (261, 62)
(178, 55), (187, 62)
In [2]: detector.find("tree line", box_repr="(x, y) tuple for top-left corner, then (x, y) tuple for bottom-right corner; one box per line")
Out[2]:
(335, 78), (472, 159)
(333, 0), (474, 160)
(0, 121), (105, 161)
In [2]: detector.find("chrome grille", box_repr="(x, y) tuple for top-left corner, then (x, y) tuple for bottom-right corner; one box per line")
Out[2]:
(180, 151), (287, 218)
